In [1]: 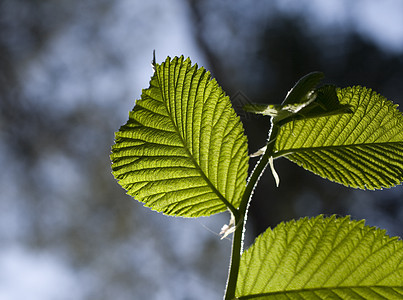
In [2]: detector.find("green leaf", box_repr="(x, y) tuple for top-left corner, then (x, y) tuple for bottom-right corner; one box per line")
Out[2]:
(236, 215), (403, 299)
(243, 73), (352, 125)
(110, 56), (249, 217)
(282, 71), (324, 105)
(274, 86), (403, 189)
(243, 72), (324, 119)
(297, 85), (353, 119)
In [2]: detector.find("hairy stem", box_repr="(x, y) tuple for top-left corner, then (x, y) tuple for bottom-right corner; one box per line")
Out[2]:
(224, 213), (243, 300)
(224, 122), (280, 300)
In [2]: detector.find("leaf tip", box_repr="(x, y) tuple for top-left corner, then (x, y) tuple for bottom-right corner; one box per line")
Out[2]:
(151, 49), (156, 72)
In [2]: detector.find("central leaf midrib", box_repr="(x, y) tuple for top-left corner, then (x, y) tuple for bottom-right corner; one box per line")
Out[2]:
(274, 140), (403, 158)
(157, 60), (236, 213)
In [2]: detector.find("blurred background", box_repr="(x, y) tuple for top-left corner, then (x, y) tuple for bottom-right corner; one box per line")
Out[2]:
(1, 0), (403, 299)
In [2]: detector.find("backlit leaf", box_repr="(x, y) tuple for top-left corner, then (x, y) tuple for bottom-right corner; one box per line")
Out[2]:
(236, 215), (403, 299)
(243, 73), (351, 125)
(111, 56), (249, 217)
(274, 86), (403, 189)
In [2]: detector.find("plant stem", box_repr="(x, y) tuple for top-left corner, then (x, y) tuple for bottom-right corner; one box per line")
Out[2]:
(224, 213), (243, 300)
(224, 122), (280, 300)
